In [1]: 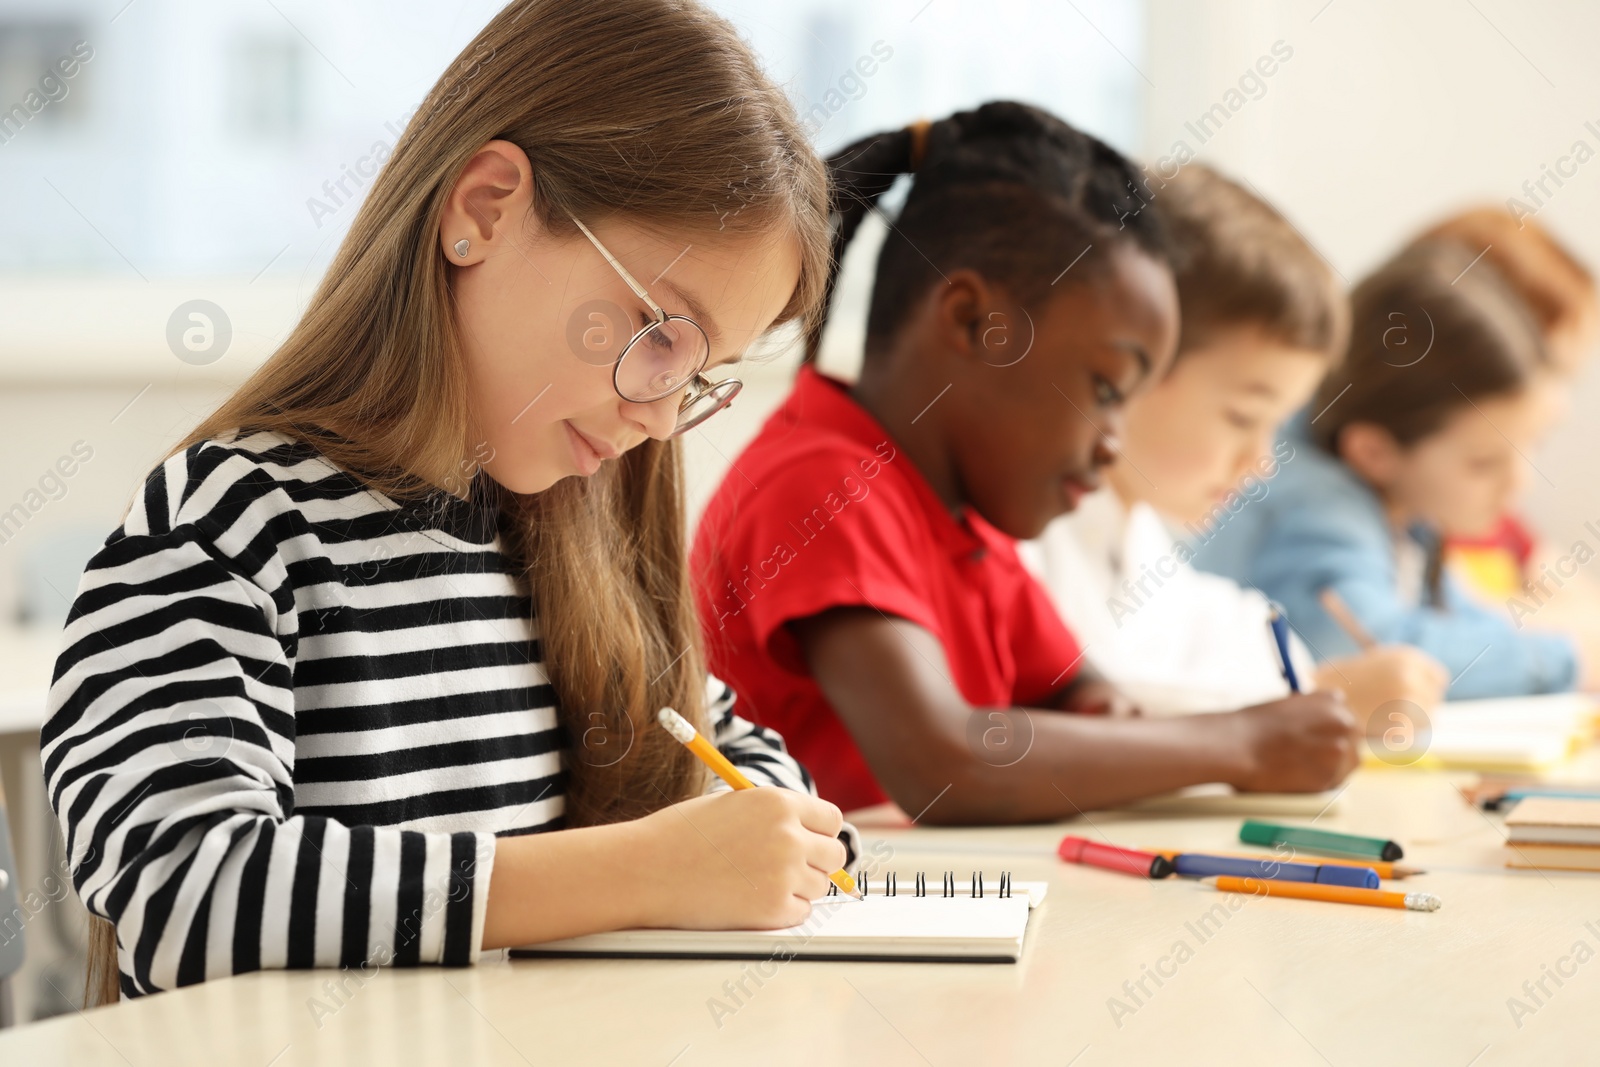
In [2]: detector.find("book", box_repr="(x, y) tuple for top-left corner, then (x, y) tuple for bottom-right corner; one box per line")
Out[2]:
(1505, 843), (1600, 872)
(510, 874), (1048, 963)
(1504, 796), (1600, 846)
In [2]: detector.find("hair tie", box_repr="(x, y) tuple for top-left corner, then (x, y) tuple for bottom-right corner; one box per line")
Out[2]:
(906, 119), (932, 172)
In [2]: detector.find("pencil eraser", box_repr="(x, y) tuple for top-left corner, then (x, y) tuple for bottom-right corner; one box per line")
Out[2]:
(656, 706), (695, 743)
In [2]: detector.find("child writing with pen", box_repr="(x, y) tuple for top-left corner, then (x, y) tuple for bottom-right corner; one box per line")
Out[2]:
(692, 102), (1361, 824)
(1020, 163), (1448, 726)
(1191, 236), (1590, 697)
(42, 0), (857, 1004)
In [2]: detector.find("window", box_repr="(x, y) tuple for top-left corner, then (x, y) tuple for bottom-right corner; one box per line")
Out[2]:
(226, 36), (306, 138)
(0, 21), (91, 140)
(0, 2), (1146, 283)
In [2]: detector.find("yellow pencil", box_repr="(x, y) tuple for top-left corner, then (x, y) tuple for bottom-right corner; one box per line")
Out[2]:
(657, 707), (861, 899)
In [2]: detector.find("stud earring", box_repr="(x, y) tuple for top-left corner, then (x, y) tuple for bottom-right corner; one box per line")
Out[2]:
(453, 238), (471, 257)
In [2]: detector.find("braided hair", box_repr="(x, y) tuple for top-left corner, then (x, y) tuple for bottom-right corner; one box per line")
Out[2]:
(803, 100), (1172, 364)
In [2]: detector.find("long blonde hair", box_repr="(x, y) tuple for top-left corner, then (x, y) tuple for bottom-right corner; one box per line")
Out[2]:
(84, 0), (830, 1007)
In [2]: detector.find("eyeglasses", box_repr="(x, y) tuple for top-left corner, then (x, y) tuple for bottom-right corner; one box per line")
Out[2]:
(569, 215), (742, 437)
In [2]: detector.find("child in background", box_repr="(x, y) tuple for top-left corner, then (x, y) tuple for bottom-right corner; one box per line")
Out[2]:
(693, 102), (1359, 822)
(43, 0), (855, 1003)
(1403, 210), (1600, 605)
(1021, 163), (1448, 724)
(1191, 238), (1587, 698)
(1413, 208), (1598, 377)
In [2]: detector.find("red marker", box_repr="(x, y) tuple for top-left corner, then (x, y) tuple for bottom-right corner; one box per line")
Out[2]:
(1058, 835), (1175, 878)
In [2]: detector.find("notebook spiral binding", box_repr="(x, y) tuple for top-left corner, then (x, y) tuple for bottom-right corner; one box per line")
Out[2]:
(826, 871), (1014, 899)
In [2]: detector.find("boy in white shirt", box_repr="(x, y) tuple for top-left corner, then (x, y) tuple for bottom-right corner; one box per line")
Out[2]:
(1021, 163), (1446, 722)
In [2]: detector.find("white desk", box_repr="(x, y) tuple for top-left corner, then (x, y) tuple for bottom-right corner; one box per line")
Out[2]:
(4, 762), (1600, 1064)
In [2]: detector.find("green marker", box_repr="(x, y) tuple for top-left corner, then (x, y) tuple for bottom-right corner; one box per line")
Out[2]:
(1239, 820), (1404, 862)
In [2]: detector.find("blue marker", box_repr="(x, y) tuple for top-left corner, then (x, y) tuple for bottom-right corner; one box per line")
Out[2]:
(1268, 602), (1301, 693)
(1168, 852), (1379, 889)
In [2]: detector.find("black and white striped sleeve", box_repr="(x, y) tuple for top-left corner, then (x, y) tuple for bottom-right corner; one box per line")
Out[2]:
(703, 675), (861, 869)
(39, 447), (493, 996)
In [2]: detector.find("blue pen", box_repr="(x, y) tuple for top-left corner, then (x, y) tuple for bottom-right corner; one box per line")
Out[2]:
(1169, 852), (1379, 889)
(1268, 603), (1301, 693)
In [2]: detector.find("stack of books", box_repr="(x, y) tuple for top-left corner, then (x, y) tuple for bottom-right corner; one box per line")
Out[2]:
(1505, 797), (1600, 872)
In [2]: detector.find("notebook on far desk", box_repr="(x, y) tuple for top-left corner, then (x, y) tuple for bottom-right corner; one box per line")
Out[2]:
(510, 875), (1048, 963)
(1361, 693), (1600, 773)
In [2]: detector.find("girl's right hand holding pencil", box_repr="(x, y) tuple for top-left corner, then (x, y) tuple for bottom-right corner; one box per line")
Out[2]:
(634, 787), (849, 930)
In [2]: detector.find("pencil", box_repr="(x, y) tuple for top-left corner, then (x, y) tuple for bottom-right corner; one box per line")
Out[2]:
(1202, 875), (1441, 911)
(657, 707), (862, 899)
(1318, 587), (1377, 651)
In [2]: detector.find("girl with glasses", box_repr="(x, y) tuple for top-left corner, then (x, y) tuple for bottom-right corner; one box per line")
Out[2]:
(44, 0), (855, 1004)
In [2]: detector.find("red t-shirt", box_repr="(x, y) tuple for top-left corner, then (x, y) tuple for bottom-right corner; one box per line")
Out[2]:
(691, 365), (1085, 812)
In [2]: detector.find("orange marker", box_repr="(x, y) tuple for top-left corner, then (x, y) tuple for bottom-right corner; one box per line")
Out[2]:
(1202, 875), (1440, 911)
(657, 707), (862, 899)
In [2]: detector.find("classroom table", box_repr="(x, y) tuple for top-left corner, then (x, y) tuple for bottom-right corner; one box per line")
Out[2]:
(3, 762), (1600, 1066)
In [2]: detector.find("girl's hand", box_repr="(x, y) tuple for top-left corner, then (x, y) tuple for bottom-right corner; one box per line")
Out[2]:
(1315, 646), (1447, 733)
(629, 787), (847, 931)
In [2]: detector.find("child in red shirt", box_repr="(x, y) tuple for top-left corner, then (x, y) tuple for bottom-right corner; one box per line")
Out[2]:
(693, 102), (1359, 821)
(696, 363), (1087, 811)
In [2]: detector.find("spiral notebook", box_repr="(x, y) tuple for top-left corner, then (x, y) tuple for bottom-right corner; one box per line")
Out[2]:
(511, 872), (1048, 963)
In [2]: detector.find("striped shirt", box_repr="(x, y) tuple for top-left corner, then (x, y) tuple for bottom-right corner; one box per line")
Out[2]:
(41, 429), (856, 999)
